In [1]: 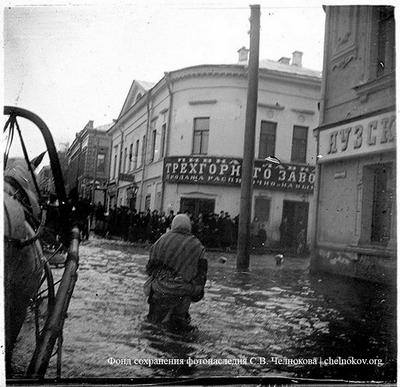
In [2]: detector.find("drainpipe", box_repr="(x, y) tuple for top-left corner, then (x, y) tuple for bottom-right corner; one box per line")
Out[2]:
(160, 72), (173, 212)
(138, 91), (152, 210)
(311, 6), (330, 267)
(106, 133), (116, 211)
(105, 137), (113, 212)
(116, 128), (124, 207)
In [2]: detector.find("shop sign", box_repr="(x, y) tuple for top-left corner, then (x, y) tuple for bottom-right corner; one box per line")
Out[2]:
(319, 112), (395, 162)
(107, 181), (117, 196)
(163, 156), (315, 193)
(119, 173), (135, 182)
(108, 187), (117, 196)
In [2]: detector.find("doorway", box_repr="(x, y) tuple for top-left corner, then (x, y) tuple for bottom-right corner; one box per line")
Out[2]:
(180, 197), (215, 217)
(129, 196), (136, 211)
(281, 200), (309, 248)
(254, 196), (271, 223)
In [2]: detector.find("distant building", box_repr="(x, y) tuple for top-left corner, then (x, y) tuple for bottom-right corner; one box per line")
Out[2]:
(36, 145), (68, 199)
(311, 6), (396, 284)
(37, 165), (55, 196)
(107, 51), (321, 247)
(57, 143), (69, 189)
(66, 120), (112, 204)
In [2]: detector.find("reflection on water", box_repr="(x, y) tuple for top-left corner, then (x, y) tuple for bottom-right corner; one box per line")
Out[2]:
(12, 239), (396, 382)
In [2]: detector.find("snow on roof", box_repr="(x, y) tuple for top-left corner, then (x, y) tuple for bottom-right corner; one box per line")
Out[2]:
(259, 58), (322, 78)
(94, 122), (114, 132)
(136, 80), (155, 90)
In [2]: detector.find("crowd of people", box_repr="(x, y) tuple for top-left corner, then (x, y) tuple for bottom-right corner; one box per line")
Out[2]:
(43, 192), (306, 254)
(69, 200), (308, 253)
(92, 203), (240, 251)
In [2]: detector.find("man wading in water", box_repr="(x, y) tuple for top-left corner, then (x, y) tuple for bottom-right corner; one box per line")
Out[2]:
(144, 214), (208, 331)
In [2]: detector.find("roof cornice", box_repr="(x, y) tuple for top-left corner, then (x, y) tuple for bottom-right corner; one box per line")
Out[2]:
(168, 64), (321, 86)
(109, 63), (321, 136)
(259, 68), (321, 87)
(170, 65), (246, 81)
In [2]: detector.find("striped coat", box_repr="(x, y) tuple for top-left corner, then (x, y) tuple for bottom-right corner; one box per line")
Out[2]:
(147, 229), (205, 283)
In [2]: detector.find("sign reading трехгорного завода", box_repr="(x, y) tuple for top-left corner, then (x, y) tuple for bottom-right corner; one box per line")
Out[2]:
(163, 156), (315, 193)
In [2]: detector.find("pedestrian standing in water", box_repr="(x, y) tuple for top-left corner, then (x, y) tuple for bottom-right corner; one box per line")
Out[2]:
(144, 214), (207, 331)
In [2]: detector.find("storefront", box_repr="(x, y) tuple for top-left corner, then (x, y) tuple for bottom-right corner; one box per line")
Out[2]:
(118, 173), (138, 209)
(312, 109), (396, 284)
(126, 184), (138, 210)
(281, 200), (309, 248)
(163, 155), (315, 246)
(106, 182), (117, 210)
(180, 197), (215, 216)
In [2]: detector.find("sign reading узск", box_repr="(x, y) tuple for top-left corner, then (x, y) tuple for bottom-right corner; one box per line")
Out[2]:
(163, 156), (315, 193)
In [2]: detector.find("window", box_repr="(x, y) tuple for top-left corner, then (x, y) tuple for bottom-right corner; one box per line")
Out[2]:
(360, 163), (394, 246)
(141, 135), (146, 166)
(192, 117), (209, 155)
(133, 140), (139, 169)
(79, 149), (87, 178)
(160, 123), (166, 158)
(258, 121), (277, 159)
(376, 7), (395, 78)
(123, 147), (127, 173)
(371, 164), (393, 244)
(150, 129), (157, 162)
(129, 143), (133, 170)
(145, 194), (151, 210)
(113, 150), (117, 179)
(291, 126), (308, 163)
(96, 153), (106, 173)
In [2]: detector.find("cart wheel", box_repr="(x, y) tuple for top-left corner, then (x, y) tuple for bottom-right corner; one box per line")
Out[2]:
(32, 261), (55, 346)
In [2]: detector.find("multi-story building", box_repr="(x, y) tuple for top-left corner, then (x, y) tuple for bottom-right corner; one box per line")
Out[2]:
(36, 144), (68, 200)
(311, 6), (396, 284)
(108, 51), (321, 247)
(65, 120), (112, 204)
(37, 165), (55, 196)
(107, 80), (154, 210)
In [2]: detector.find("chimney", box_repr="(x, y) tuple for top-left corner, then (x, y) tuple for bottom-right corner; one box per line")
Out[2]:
(278, 57), (290, 65)
(291, 51), (303, 67)
(237, 46), (250, 64)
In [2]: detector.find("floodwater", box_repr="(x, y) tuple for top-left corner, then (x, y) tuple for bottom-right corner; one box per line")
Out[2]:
(11, 238), (396, 382)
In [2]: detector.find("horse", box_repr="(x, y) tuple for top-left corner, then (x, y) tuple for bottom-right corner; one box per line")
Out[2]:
(4, 158), (45, 371)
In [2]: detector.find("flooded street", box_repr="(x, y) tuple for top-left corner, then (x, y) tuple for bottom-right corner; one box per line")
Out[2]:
(12, 237), (396, 382)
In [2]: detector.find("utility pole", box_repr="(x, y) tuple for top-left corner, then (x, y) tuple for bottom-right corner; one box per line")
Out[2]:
(236, 4), (260, 271)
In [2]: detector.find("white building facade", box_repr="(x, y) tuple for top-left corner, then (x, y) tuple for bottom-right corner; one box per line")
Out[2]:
(108, 51), (321, 247)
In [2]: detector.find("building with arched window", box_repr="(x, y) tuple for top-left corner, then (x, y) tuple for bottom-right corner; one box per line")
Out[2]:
(107, 50), (321, 247)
